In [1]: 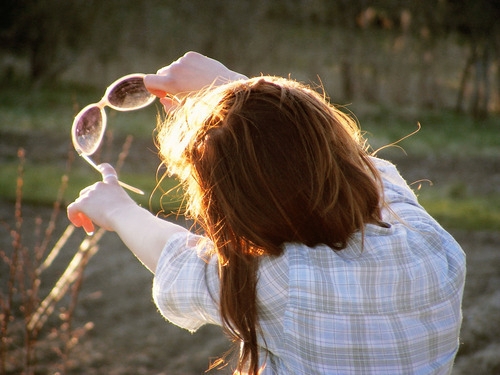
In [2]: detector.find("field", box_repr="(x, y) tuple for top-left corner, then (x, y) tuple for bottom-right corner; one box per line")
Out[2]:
(1, 83), (500, 374)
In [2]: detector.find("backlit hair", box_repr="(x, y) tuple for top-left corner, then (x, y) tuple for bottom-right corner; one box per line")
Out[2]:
(157, 76), (383, 374)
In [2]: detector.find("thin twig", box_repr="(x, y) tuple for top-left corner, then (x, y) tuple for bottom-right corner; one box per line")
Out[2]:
(36, 225), (75, 275)
(27, 229), (105, 333)
(115, 134), (134, 173)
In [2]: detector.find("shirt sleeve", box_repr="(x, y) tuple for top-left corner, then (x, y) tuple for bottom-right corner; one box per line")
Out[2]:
(370, 156), (424, 210)
(152, 232), (221, 332)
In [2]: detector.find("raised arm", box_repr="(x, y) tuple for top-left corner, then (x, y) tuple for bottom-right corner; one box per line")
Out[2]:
(68, 52), (247, 272)
(67, 164), (188, 273)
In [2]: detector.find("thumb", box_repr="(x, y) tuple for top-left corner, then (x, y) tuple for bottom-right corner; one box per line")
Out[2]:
(144, 74), (167, 97)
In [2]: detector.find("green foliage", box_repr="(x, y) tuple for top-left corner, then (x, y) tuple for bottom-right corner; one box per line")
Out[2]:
(0, 0), (112, 84)
(2, 0), (499, 116)
(0, 81), (94, 133)
(0, 80), (159, 136)
(445, 0), (500, 37)
(358, 105), (500, 157)
(0, 161), (181, 214)
(421, 195), (500, 232)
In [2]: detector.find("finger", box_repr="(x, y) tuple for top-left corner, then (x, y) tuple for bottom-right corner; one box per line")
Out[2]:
(102, 173), (118, 184)
(149, 88), (167, 98)
(144, 74), (171, 96)
(67, 204), (83, 227)
(145, 73), (193, 97)
(160, 96), (181, 112)
(79, 213), (95, 235)
(97, 163), (118, 183)
(67, 206), (95, 235)
(156, 64), (173, 75)
(79, 186), (92, 196)
(155, 53), (190, 75)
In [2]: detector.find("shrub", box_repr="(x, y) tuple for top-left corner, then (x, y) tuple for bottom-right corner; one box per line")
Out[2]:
(0, 149), (102, 374)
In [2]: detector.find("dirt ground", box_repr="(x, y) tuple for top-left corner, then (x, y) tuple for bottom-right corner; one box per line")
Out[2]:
(1, 136), (499, 374)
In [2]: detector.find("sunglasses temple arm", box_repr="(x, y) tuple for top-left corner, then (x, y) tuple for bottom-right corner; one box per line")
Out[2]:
(80, 154), (145, 195)
(115, 180), (145, 196)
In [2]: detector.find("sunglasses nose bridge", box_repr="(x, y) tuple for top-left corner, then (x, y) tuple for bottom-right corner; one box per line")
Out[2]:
(96, 97), (109, 110)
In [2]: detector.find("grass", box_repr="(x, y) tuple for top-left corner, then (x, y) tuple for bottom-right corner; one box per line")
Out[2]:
(0, 160), (182, 214)
(420, 193), (500, 232)
(355, 104), (500, 157)
(1, 82), (499, 231)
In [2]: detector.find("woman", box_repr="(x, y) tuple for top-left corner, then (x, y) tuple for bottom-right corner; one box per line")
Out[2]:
(68, 52), (465, 374)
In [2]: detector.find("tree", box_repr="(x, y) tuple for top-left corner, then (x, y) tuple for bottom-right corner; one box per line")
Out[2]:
(444, 0), (500, 118)
(0, 0), (119, 86)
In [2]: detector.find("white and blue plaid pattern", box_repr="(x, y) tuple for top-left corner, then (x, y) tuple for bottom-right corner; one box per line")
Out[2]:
(153, 157), (466, 374)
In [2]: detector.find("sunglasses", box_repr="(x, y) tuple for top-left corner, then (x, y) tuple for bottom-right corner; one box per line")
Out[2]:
(71, 73), (156, 195)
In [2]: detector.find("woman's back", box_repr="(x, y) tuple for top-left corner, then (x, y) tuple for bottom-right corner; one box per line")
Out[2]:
(255, 158), (465, 374)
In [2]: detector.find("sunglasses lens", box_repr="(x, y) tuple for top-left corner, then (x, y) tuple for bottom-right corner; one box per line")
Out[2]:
(72, 106), (103, 155)
(107, 76), (154, 110)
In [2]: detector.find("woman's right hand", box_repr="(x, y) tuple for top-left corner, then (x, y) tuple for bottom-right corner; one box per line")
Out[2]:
(67, 163), (188, 272)
(144, 51), (247, 111)
(67, 163), (137, 235)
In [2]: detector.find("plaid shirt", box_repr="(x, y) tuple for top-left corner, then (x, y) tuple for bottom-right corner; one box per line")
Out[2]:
(153, 157), (466, 374)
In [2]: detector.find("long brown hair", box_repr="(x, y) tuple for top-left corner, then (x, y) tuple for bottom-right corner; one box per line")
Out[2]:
(157, 77), (383, 374)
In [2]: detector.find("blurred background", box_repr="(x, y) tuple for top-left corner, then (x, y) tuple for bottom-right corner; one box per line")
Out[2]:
(1, 1), (500, 374)
(1, 0), (499, 115)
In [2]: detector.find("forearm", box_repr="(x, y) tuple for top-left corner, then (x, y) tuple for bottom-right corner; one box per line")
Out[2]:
(67, 165), (189, 274)
(110, 203), (189, 273)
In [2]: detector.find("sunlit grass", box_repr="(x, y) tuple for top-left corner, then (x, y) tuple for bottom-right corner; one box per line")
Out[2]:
(356, 105), (500, 157)
(420, 195), (500, 232)
(0, 161), (182, 213)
